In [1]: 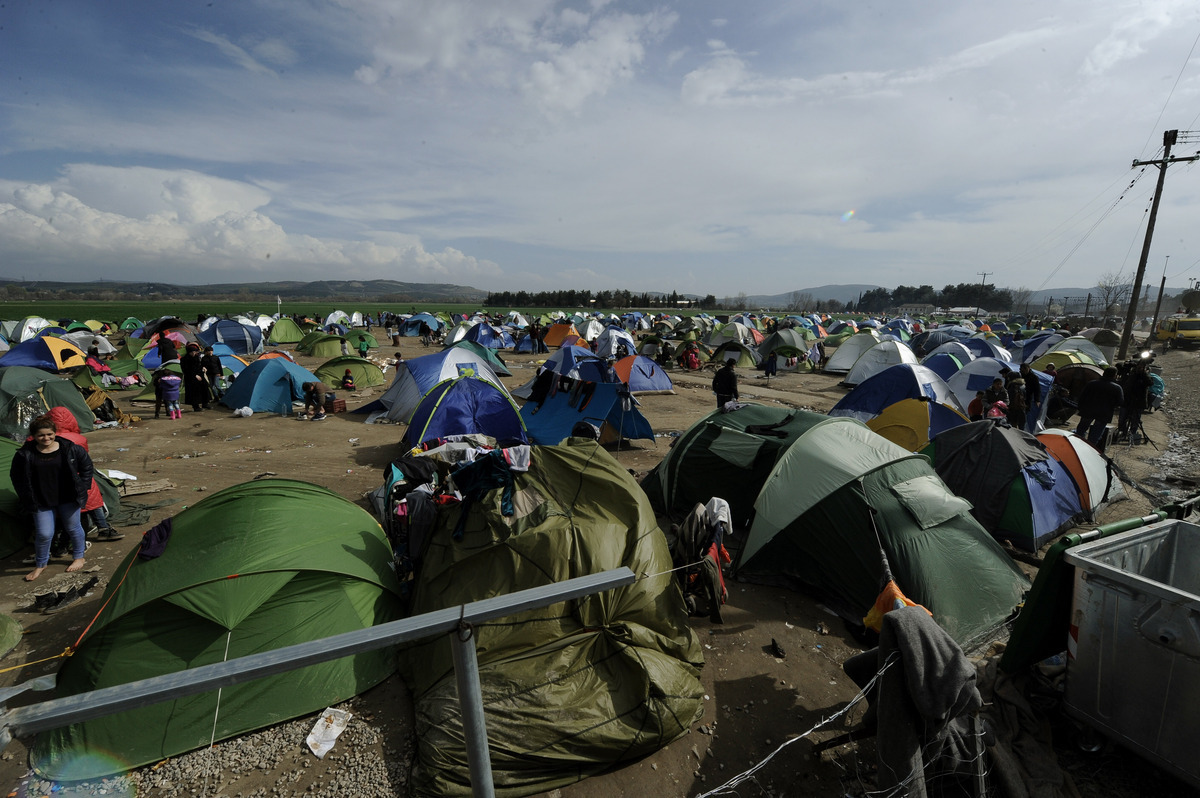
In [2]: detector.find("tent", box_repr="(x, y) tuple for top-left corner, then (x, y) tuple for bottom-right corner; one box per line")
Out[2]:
(757, 328), (815, 361)
(542, 321), (581, 348)
(0, 337), (88, 372)
(399, 312), (445, 337)
(511, 345), (615, 399)
(462, 323), (515, 350)
(643, 405), (1027, 645)
(611, 354), (674, 394)
(920, 351), (968, 381)
(921, 421), (1084, 552)
(1036, 429), (1126, 520)
(266, 317), (305, 345)
(32, 480), (404, 781)
(119, 316), (143, 331)
(592, 325), (638, 359)
(218, 358), (321, 415)
(343, 330), (379, 351)
(196, 319), (264, 355)
(945, 357), (1012, 409)
(62, 331), (117, 356)
(705, 321), (762, 348)
(520, 382), (654, 445)
(297, 333), (348, 358)
(313, 355), (386, 389)
(829, 364), (969, 451)
(397, 439), (703, 796)
(362, 347), (510, 423)
(402, 376), (528, 448)
(841, 340), (918, 387)
(709, 341), (761, 368)
(0, 367), (94, 441)
(0, 436), (22, 557)
(821, 330), (880, 374)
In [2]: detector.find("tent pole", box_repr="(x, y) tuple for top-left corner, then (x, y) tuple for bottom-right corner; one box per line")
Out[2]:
(209, 631), (232, 748)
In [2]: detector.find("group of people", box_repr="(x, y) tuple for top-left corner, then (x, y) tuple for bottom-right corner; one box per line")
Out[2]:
(968, 363), (1041, 429)
(1071, 356), (1157, 448)
(150, 339), (225, 419)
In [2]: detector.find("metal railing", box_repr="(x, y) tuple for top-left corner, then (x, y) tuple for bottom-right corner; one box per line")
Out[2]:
(0, 567), (638, 798)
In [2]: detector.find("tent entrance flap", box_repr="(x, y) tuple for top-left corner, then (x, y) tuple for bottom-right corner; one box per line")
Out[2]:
(712, 427), (764, 469)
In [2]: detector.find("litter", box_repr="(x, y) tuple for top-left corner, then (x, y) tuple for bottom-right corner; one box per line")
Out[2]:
(306, 707), (351, 759)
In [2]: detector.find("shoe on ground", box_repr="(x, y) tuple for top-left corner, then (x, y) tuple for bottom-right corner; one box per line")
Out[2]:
(22, 553), (36, 565)
(312, 413), (327, 421)
(298, 414), (308, 420)
(97, 527), (125, 541)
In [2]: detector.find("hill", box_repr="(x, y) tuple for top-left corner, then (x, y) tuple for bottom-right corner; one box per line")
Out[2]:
(0, 278), (488, 303)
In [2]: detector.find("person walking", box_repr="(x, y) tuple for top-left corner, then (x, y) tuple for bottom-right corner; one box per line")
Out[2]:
(201, 346), (224, 402)
(712, 358), (739, 411)
(181, 344), (210, 411)
(10, 416), (92, 581)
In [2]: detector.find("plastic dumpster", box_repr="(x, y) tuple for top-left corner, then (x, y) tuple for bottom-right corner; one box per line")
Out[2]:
(1063, 519), (1200, 789)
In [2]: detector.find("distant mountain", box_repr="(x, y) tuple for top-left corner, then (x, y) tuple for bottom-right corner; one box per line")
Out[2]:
(734, 285), (884, 309)
(0, 278), (488, 303)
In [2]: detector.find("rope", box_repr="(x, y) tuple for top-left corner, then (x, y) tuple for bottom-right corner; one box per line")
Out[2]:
(0, 647), (74, 675)
(208, 630), (232, 748)
(71, 546), (140, 651)
(692, 652), (898, 798)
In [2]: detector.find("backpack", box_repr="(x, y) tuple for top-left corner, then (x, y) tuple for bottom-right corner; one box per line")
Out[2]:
(670, 501), (731, 623)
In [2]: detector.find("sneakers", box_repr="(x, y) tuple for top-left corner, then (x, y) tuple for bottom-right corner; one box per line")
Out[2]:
(298, 413), (309, 420)
(311, 413), (327, 421)
(97, 527), (125, 541)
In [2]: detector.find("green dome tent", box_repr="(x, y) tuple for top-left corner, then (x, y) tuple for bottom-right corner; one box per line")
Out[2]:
(32, 479), (404, 781)
(399, 440), (704, 796)
(297, 332), (348, 358)
(643, 405), (1028, 646)
(0, 437), (22, 557)
(314, 355), (385, 389)
(343, 329), (378, 351)
(265, 316), (304, 345)
(0, 367), (94, 441)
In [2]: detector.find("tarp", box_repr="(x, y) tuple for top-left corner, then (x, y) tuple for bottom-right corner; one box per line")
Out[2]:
(397, 440), (704, 796)
(520, 382), (654, 445)
(32, 479), (404, 781)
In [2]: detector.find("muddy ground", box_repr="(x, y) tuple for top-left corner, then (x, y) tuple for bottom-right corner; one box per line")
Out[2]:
(0, 335), (1196, 797)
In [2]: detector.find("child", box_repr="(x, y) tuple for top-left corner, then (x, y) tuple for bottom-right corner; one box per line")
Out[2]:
(967, 391), (985, 421)
(154, 368), (183, 420)
(341, 369), (357, 391)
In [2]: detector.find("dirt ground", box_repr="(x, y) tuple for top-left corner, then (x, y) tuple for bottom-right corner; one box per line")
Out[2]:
(0, 334), (1195, 797)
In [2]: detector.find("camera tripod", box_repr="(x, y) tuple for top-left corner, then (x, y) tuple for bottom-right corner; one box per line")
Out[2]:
(1116, 415), (1158, 450)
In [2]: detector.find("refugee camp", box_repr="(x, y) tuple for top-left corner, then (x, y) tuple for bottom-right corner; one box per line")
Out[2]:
(0, 296), (1196, 798)
(6, 3), (1200, 797)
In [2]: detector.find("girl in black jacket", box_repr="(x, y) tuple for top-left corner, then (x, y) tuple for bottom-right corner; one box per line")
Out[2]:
(9, 416), (93, 581)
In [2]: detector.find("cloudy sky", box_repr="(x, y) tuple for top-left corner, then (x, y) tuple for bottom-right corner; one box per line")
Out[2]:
(2, 1), (1200, 297)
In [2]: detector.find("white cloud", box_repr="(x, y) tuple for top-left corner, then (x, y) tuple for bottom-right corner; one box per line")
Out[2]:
(0, 171), (501, 284)
(186, 27), (279, 76)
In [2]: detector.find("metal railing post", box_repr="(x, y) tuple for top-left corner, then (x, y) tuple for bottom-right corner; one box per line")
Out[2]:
(451, 624), (496, 798)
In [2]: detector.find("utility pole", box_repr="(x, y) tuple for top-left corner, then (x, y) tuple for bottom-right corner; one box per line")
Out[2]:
(978, 271), (991, 286)
(1119, 130), (1200, 359)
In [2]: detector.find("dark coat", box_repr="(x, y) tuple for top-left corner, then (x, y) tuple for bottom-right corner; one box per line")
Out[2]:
(9, 438), (93, 512)
(712, 365), (738, 398)
(1077, 377), (1123, 422)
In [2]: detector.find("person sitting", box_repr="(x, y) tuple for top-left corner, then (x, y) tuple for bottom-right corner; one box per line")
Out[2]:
(967, 391), (985, 422)
(340, 369), (357, 391)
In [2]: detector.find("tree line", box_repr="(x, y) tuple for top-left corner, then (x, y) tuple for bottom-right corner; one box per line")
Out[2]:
(483, 289), (720, 310)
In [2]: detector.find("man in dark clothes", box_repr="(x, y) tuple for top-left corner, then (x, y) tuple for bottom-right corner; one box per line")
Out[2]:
(712, 358), (739, 410)
(201, 346), (224, 401)
(180, 344), (210, 411)
(1116, 359), (1152, 443)
(1074, 366), (1123, 448)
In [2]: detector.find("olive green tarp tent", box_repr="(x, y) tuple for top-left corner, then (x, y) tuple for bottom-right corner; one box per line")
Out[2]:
(0, 366), (94, 441)
(0, 437), (21, 557)
(343, 329), (378, 351)
(296, 332), (348, 358)
(642, 405), (1028, 646)
(32, 480), (405, 781)
(398, 439), (704, 797)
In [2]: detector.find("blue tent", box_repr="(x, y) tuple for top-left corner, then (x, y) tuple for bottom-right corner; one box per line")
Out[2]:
(211, 342), (248, 375)
(400, 313), (445, 337)
(197, 319), (264, 355)
(922, 421), (1083, 552)
(921, 351), (968, 381)
(612, 355), (674, 394)
(463, 323), (515, 350)
(359, 347), (511, 423)
(519, 382), (653, 446)
(829, 364), (968, 451)
(402, 376), (527, 448)
(959, 337), (1010, 361)
(219, 358), (320, 415)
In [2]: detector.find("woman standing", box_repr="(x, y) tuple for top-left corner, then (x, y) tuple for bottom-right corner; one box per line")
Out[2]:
(9, 416), (92, 581)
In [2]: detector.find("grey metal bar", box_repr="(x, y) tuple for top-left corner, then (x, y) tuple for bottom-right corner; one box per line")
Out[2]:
(451, 625), (496, 798)
(0, 567), (636, 741)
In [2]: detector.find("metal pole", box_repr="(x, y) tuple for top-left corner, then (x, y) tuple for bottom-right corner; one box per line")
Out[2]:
(451, 626), (496, 798)
(0, 568), (636, 743)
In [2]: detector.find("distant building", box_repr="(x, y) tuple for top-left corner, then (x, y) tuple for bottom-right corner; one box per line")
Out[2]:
(897, 303), (935, 316)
